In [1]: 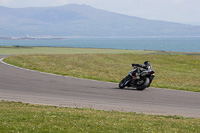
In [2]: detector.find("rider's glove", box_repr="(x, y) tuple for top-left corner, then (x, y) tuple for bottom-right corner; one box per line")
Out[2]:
(132, 64), (140, 67)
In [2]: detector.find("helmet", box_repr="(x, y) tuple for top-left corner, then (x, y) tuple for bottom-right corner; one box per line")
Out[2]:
(144, 61), (150, 66)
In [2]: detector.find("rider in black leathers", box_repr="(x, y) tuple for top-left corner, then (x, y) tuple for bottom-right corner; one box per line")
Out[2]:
(132, 61), (153, 71)
(132, 61), (154, 86)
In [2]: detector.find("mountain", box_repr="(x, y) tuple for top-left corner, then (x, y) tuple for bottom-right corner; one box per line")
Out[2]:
(1, 4), (200, 37)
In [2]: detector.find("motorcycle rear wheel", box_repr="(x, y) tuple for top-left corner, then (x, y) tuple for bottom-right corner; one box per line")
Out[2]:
(136, 77), (150, 91)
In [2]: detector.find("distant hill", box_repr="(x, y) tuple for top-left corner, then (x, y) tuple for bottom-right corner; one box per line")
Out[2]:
(1, 4), (200, 37)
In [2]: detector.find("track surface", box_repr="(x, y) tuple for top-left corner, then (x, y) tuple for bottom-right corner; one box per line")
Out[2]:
(0, 55), (200, 118)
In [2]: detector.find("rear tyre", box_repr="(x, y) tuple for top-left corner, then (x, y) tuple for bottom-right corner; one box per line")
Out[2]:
(136, 77), (150, 91)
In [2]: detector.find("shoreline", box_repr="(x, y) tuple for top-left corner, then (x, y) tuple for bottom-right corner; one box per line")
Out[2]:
(0, 45), (200, 54)
(1, 36), (200, 40)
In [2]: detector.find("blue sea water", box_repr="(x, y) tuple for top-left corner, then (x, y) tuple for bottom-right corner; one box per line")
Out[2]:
(0, 37), (200, 52)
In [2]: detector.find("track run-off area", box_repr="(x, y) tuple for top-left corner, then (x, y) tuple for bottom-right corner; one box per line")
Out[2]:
(0, 55), (200, 118)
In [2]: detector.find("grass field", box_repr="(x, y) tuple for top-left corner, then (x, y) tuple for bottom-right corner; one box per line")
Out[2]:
(4, 53), (200, 92)
(0, 101), (200, 132)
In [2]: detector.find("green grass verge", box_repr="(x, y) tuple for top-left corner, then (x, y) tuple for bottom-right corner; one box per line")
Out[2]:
(4, 53), (200, 92)
(0, 101), (199, 132)
(0, 46), (155, 55)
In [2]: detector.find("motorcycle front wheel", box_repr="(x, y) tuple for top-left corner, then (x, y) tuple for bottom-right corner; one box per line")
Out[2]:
(119, 76), (131, 89)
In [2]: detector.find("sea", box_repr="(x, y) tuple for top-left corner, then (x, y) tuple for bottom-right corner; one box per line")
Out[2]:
(0, 37), (200, 52)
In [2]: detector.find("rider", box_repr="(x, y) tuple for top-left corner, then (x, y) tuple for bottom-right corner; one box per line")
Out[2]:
(132, 61), (153, 71)
(132, 61), (154, 85)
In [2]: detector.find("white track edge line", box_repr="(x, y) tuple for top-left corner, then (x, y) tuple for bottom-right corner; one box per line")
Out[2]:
(1, 57), (198, 93)
(0, 57), (118, 85)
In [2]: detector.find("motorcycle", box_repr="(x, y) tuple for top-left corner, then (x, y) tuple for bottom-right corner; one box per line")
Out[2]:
(119, 65), (155, 90)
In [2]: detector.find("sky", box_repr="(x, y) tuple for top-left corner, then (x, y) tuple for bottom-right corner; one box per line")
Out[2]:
(0, 0), (200, 26)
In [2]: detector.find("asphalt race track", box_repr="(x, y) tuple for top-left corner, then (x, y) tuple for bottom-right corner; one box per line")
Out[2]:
(0, 55), (200, 118)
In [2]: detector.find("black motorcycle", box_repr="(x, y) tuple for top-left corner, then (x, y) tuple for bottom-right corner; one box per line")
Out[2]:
(119, 65), (155, 90)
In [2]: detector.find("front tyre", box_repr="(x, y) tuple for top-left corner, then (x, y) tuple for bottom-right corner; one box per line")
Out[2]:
(119, 76), (131, 89)
(136, 77), (150, 91)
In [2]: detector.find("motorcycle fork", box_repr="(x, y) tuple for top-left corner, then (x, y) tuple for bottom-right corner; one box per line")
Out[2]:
(131, 73), (137, 83)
